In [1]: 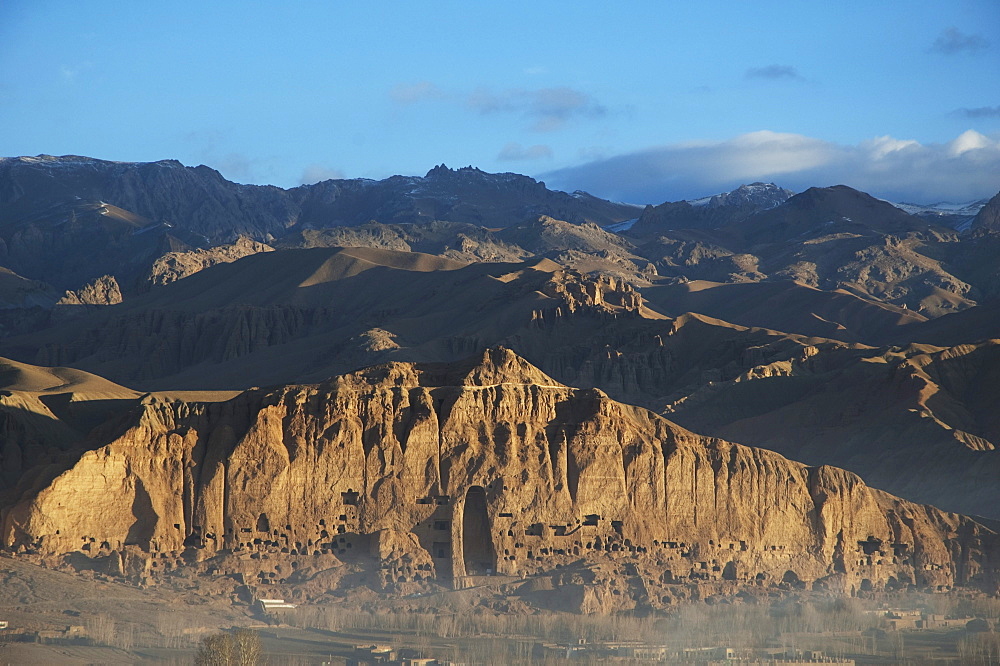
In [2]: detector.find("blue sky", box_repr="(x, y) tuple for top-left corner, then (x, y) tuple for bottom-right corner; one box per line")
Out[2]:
(1, 1), (998, 203)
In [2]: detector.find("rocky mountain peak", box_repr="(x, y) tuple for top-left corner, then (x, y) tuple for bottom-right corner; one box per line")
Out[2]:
(447, 346), (564, 387)
(776, 184), (922, 226)
(329, 348), (564, 393)
(727, 184), (933, 246)
(424, 162), (544, 191)
(424, 163), (456, 178)
(788, 184), (879, 207)
(971, 190), (1000, 232)
(706, 182), (793, 210)
(424, 163), (496, 180)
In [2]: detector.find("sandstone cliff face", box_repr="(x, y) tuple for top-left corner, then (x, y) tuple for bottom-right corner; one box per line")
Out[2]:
(2, 350), (996, 605)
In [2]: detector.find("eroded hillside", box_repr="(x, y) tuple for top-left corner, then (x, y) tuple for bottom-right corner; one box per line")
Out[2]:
(2, 349), (997, 613)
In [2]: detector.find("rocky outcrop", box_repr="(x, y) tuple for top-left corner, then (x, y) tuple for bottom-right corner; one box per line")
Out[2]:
(278, 220), (532, 264)
(57, 275), (123, 306)
(145, 237), (274, 287)
(2, 350), (996, 605)
(706, 183), (794, 211)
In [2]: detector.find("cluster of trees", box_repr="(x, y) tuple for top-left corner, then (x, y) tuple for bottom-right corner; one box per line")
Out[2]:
(195, 629), (262, 666)
(959, 632), (1000, 665)
(291, 603), (660, 643)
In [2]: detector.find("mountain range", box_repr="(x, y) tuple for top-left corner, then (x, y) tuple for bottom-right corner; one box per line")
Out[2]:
(1, 154), (1000, 608)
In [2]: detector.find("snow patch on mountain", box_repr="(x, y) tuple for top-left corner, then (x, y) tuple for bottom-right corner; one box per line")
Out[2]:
(885, 198), (988, 231)
(605, 218), (639, 232)
(888, 199), (988, 217)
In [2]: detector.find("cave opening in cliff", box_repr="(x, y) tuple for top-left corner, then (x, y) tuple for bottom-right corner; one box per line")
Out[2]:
(125, 479), (155, 547)
(462, 486), (496, 575)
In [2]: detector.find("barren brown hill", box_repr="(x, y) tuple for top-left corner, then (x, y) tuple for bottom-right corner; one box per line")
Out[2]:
(277, 221), (531, 263)
(5, 245), (1000, 519)
(0, 246), (653, 387)
(2, 349), (997, 614)
(634, 232), (765, 283)
(754, 228), (974, 316)
(0, 198), (210, 293)
(277, 216), (655, 284)
(496, 215), (654, 283)
(640, 279), (927, 345)
(723, 185), (933, 247)
(0, 267), (59, 319)
(0, 357), (137, 395)
(0, 357), (237, 500)
(890, 299), (1000, 347)
(495, 215), (639, 257)
(664, 340), (1000, 519)
(627, 186), (986, 317)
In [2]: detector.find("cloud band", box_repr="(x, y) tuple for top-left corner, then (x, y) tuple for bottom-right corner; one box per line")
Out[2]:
(542, 130), (1000, 204)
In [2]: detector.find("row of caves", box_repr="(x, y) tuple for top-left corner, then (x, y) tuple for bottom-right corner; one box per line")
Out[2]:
(4, 465), (994, 604)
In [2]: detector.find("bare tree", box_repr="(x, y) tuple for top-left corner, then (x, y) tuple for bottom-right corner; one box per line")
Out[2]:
(233, 628), (262, 666)
(195, 629), (263, 666)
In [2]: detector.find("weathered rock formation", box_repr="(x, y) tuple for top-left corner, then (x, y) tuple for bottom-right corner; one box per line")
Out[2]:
(5, 246), (998, 520)
(2, 350), (996, 608)
(144, 237), (275, 287)
(57, 275), (123, 306)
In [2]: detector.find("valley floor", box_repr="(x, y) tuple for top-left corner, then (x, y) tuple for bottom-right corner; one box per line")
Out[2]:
(2, 554), (998, 664)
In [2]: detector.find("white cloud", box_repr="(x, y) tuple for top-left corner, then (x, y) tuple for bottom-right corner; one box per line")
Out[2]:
(863, 135), (920, 159)
(948, 129), (991, 156)
(541, 130), (1000, 204)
